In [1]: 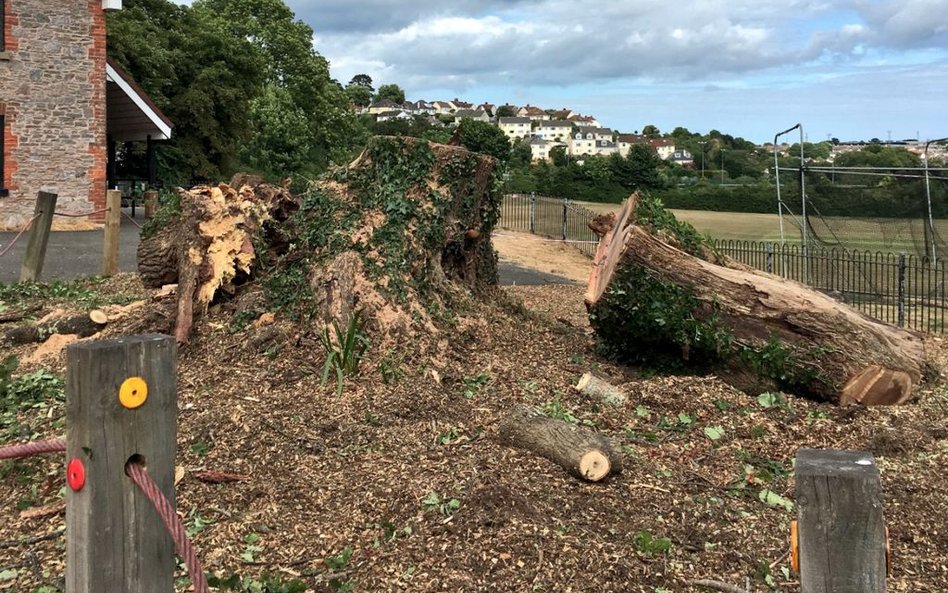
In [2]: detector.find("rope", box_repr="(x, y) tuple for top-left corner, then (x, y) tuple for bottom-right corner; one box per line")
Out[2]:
(126, 461), (209, 593)
(53, 207), (110, 218)
(0, 214), (42, 259)
(0, 438), (65, 460)
(121, 211), (142, 229)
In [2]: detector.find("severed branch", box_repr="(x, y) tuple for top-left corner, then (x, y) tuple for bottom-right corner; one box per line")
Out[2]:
(690, 579), (753, 593)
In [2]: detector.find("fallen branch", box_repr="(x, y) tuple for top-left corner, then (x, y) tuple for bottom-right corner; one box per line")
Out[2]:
(3, 313), (105, 345)
(19, 500), (66, 520)
(0, 527), (65, 549)
(574, 373), (626, 406)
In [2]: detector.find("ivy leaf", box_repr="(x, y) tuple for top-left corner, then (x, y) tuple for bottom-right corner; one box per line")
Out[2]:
(759, 489), (794, 512)
(703, 426), (725, 441)
(0, 569), (18, 581)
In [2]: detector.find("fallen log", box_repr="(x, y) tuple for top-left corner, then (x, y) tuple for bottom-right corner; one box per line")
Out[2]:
(585, 194), (928, 405)
(498, 405), (622, 481)
(3, 313), (105, 345)
(574, 373), (627, 406)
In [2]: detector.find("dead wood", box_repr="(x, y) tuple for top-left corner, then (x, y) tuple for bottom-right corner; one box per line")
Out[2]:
(574, 372), (626, 406)
(498, 405), (622, 481)
(585, 194), (928, 405)
(3, 314), (105, 345)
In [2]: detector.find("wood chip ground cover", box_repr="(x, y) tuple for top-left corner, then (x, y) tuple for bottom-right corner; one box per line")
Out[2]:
(1, 277), (947, 592)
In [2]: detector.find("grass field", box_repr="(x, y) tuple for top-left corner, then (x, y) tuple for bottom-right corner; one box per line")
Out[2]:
(574, 200), (946, 254)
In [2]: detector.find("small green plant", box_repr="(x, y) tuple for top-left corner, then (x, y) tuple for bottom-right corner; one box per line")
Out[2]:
(757, 391), (789, 410)
(325, 547), (356, 592)
(423, 492), (461, 516)
(1, 364), (66, 442)
(633, 530), (672, 556)
(321, 310), (370, 396)
(379, 348), (406, 384)
(241, 533), (263, 563)
(190, 441), (210, 456)
(186, 509), (214, 537)
(713, 399), (732, 411)
(435, 428), (460, 445)
(542, 393), (577, 423)
(461, 372), (490, 398)
(703, 426), (725, 441)
(372, 520), (412, 547)
(208, 573), (305, 593)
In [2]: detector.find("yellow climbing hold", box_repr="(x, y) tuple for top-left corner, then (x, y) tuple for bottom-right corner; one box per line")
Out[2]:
(119, 377), (148, 409)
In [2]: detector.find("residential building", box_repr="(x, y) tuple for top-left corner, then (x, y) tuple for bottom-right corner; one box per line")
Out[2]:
(431, 101), (455, 115)
(498, 117), (532, 140)
(453, 108), (490, 123)
(534, 120), (574, 143)
(568, 114), (600, 127)
(376, 110), (412, 123)
(527, 137), (566, 162)
(367, 99), (400, 114)
(669, 150), (694, 167)
(649, 138), (676, 160)
(518, 105), (550, 122)
(0, 0), (173, 231)
(569, 132), (597, 156)
(617, 134), (648, 157)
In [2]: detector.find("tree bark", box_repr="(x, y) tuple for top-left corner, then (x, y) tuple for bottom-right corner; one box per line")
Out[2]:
(574, 373), (627, 406)
(586, 194), (928, 405)
(498, 405), (622, 481)
(3, 314), (105, 345)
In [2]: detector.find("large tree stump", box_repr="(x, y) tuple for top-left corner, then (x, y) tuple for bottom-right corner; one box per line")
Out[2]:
(137, 138), (501, 346)
(585, 194), (928, 405)
(498, 405), (622, 481)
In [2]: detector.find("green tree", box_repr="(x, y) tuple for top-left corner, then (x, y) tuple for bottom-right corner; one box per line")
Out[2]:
(550, 146), (569, 167)
(348, 74), (374, 91)
(375, 83), (406, 104)
(239, 85), (315, 178)
(458, 120), (511, 162)
(510, 139), (533, 168)
(642, 124), (660, 137)
(108, 0), (265, 181)
(496, 105), (517, 118)
(613, 145), (663, 190)
(345, 84), (373, 108)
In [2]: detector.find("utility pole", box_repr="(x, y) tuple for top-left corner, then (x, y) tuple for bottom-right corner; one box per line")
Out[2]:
(720, 148), (725, 184)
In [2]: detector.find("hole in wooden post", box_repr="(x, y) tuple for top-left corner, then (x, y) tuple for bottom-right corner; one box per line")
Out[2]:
(124, 453), (147, 476)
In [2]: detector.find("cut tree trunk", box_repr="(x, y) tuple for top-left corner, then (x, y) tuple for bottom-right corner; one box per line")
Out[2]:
(585, 194), (928, 405)
(3, 313), (106, 345)
(574, 373), (627, 406)
(498, 405), (622, 481)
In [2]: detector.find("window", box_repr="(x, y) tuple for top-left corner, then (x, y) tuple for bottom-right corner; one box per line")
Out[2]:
(0, 0), (5, 50)
(0, 114), (6, 195)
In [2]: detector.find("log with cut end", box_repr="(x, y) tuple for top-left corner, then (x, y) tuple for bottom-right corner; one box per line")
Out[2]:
(3, 314), (106, 345)
(585, 194), (928, 405)
(574, 373), (626, 406)
(498, 405), (622, 481)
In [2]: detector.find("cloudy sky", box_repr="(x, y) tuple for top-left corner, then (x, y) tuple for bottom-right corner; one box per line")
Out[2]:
(194, 1), (948, 143)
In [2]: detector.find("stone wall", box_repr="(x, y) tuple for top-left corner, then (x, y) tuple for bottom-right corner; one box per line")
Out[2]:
(0, 0), (106, 231)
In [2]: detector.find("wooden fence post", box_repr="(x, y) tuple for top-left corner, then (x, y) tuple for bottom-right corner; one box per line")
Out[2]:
(795, 448), (887, 593)
(102, 189), (122, 276)
(65, 335), (177, 593)
(143, 190), (158, 218)
(19, 191), (57, 282)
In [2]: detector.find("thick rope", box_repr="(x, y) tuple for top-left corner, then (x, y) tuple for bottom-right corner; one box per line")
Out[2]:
(126, 461), (209, 593)
(0, 438), (65, 460)
(121, 211), (142, 229)
(0, 214), (42, 259)
(53, 207), (110, 218)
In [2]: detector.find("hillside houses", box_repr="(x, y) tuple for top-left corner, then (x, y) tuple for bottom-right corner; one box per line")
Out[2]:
(358, 96), (680, 163)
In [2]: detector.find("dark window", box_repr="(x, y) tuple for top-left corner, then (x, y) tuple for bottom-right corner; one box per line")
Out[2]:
(0, 1), (5, 50)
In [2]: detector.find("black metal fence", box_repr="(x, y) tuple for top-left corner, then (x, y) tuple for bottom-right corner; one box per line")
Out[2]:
(499, 193), (600, 257)
(498, 194), (948, 334)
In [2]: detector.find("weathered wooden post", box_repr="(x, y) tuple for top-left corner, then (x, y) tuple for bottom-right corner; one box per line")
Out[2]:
(102, 189), (122, 276)
(143, 190), (159, 219)
(65, 335), (177, 593)
(19, 191), (57, 282)
(795, 448), (887, 593)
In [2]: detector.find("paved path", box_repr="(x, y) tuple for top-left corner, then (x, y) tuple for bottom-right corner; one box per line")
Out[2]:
(0, 216), (576, 286)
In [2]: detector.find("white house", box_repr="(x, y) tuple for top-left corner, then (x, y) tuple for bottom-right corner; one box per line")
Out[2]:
(617, 134), (648, 157)
(534, 120), (574, 142)
(528, 137), (566, 161)
(568, 114), (600, 127)
(453, 108), (490, 123)
(649, 138), (677, 160)
(498, 117), (532, 140)
(518, 105), (550, 122)
(569, 132), (597, 156)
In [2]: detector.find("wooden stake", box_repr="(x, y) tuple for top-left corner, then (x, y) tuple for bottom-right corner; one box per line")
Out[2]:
(66, 335), (177, 593)
(20, 191), (57, 282)
(795, 448), (886, 593)
(143, 190), (158, 218)
(102, 189), (122, 276)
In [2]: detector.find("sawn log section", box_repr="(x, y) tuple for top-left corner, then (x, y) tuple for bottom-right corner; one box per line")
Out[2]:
(585, 195), (928, 405)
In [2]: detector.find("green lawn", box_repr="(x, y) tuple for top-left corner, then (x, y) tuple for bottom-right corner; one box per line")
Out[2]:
(573, 200), (942, 254)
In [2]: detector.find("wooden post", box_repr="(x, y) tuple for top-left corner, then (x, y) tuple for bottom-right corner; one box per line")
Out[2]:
(102, 189), (122, 276)
(795, 448), (887, 593)
(143, 190), (158, 219)
(65, 335), (177, 593)
(19, 191), (57, 282)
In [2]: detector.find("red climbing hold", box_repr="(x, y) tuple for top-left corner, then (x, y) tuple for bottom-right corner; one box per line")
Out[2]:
(67, 458), (86, 491)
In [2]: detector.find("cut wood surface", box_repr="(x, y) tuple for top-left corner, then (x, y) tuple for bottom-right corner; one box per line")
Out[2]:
(574, 373), (626, 406)
(498, 405), (622, 481)
(585, 194), (928, 405)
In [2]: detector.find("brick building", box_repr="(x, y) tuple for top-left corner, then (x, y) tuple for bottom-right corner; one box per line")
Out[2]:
(0, 0), (171, 231)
